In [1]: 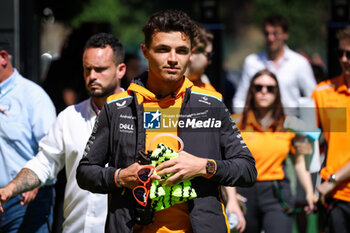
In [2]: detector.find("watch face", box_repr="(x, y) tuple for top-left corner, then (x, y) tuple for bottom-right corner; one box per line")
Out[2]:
(328, 174), (337, 184)
(206, 160), (215, 174)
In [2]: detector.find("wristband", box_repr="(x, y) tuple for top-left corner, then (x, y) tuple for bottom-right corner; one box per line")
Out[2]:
(114, 168), (123, 188)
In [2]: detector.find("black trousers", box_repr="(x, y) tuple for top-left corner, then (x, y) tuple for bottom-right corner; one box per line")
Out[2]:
(237, 180), (294, 233)
(319, 198), (350, 233)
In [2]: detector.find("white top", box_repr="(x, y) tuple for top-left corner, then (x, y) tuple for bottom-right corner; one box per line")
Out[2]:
(233, 46), (316, 115)
(25, 98), (107, 233)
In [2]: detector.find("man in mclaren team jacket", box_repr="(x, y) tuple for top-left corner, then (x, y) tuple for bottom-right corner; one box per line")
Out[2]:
(76, 10), (257, 233)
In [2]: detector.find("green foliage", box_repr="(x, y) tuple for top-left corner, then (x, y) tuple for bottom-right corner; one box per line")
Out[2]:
(71, 0), (151, 50)
(67, 0), (330, 57)
(251, 0), (330, 56)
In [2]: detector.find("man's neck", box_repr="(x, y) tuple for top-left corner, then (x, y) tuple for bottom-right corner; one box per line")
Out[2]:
(146, 74), (184, 98)
(268, 46), (285, 63)
(0, 67), (14, 84)
(92, 87), (123, 110)
(187, 73), (201, 82)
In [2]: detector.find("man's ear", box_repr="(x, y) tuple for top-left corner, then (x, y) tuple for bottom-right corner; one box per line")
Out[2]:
(283, 32), (289, 41)
(141, 44), (149, 60)
(116, 63), (126, 80)
(0, 50), (9, 66)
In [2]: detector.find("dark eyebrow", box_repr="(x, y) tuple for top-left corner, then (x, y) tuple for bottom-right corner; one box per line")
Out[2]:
(154, 44), (170, 49)
(177, 46), (190, 51)
(83, 65), (108, 70)
(154, 44), (190, 50)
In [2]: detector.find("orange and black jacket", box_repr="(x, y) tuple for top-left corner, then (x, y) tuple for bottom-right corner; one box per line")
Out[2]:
(76, 72), (257, 233)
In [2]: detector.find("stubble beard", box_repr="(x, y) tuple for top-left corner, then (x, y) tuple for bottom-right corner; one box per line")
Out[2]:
(88, 85), (115, 98)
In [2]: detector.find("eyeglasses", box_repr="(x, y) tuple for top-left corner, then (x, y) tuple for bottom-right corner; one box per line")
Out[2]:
(132, 165), (155, 207)
(336, 49), (350, 59)
(253, 84), (276, 94)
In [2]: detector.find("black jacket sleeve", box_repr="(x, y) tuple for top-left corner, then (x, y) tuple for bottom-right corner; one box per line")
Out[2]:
(211, 105), (257, 187)
(76, 103), (118, 194)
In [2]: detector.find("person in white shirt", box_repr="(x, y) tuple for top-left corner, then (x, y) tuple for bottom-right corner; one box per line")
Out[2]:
(0, 33), (126, 233)
(233, 14), (316, 115)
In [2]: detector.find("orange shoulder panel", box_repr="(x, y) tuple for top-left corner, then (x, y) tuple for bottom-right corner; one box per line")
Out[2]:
(191, 86), (223, 100)
(106, 90), (131, 104)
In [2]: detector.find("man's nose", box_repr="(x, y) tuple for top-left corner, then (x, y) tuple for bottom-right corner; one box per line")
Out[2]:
(340, 52), (348, 62)
(168, 50), (177, 65)
(89, 69), (98, 79)
(267, 34), (275, 42)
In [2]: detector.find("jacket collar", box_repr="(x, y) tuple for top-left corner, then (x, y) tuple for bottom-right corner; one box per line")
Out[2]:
(334, 74), (350, 94)
(244, 110), (283, 132)
(128, 71), (193, 105)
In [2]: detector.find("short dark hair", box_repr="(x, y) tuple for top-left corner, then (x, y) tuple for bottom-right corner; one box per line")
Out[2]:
(142, 9), (198, 48)
(337, 26), (350, 41)
(193, 23), (213, 51)
(84, 33), (125, 65)
(263, 14), (289, 33)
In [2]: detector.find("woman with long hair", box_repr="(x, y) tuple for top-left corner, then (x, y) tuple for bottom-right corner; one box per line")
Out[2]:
(233, 69), (316, 233)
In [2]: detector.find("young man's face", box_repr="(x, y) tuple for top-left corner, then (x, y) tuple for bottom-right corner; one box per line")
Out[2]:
(338, 38), (350, 77)
(83, 45), (125, 98)
(263, 24), (288, 55)
(142, 31), (191, 84)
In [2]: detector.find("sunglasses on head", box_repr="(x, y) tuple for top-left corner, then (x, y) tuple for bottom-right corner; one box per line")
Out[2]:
(253, 84), (276, 93)
(132, 165), (155, 207)
(336, 49), (350, 59)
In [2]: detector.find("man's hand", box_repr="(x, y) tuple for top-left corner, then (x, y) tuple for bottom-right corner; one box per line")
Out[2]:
(317, 181), (336, 205)
(316, 161), (350, 205)
(118, 163), (159, 189)
(0, 168), (42, 213)
(20, 187), (39, 206)
(0, 187), (13, 213)
(221, 186), (246, 233)
(155, 151), (207, 186)
(226, 199), (246, 233)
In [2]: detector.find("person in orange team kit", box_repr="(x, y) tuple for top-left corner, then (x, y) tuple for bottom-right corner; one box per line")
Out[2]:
(185, 23), (246, 233)
(313, 27), (350, 233)
(233, 70), (316, 233)
(185, 24), (217, 92)
(76, 9), (257, 233)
